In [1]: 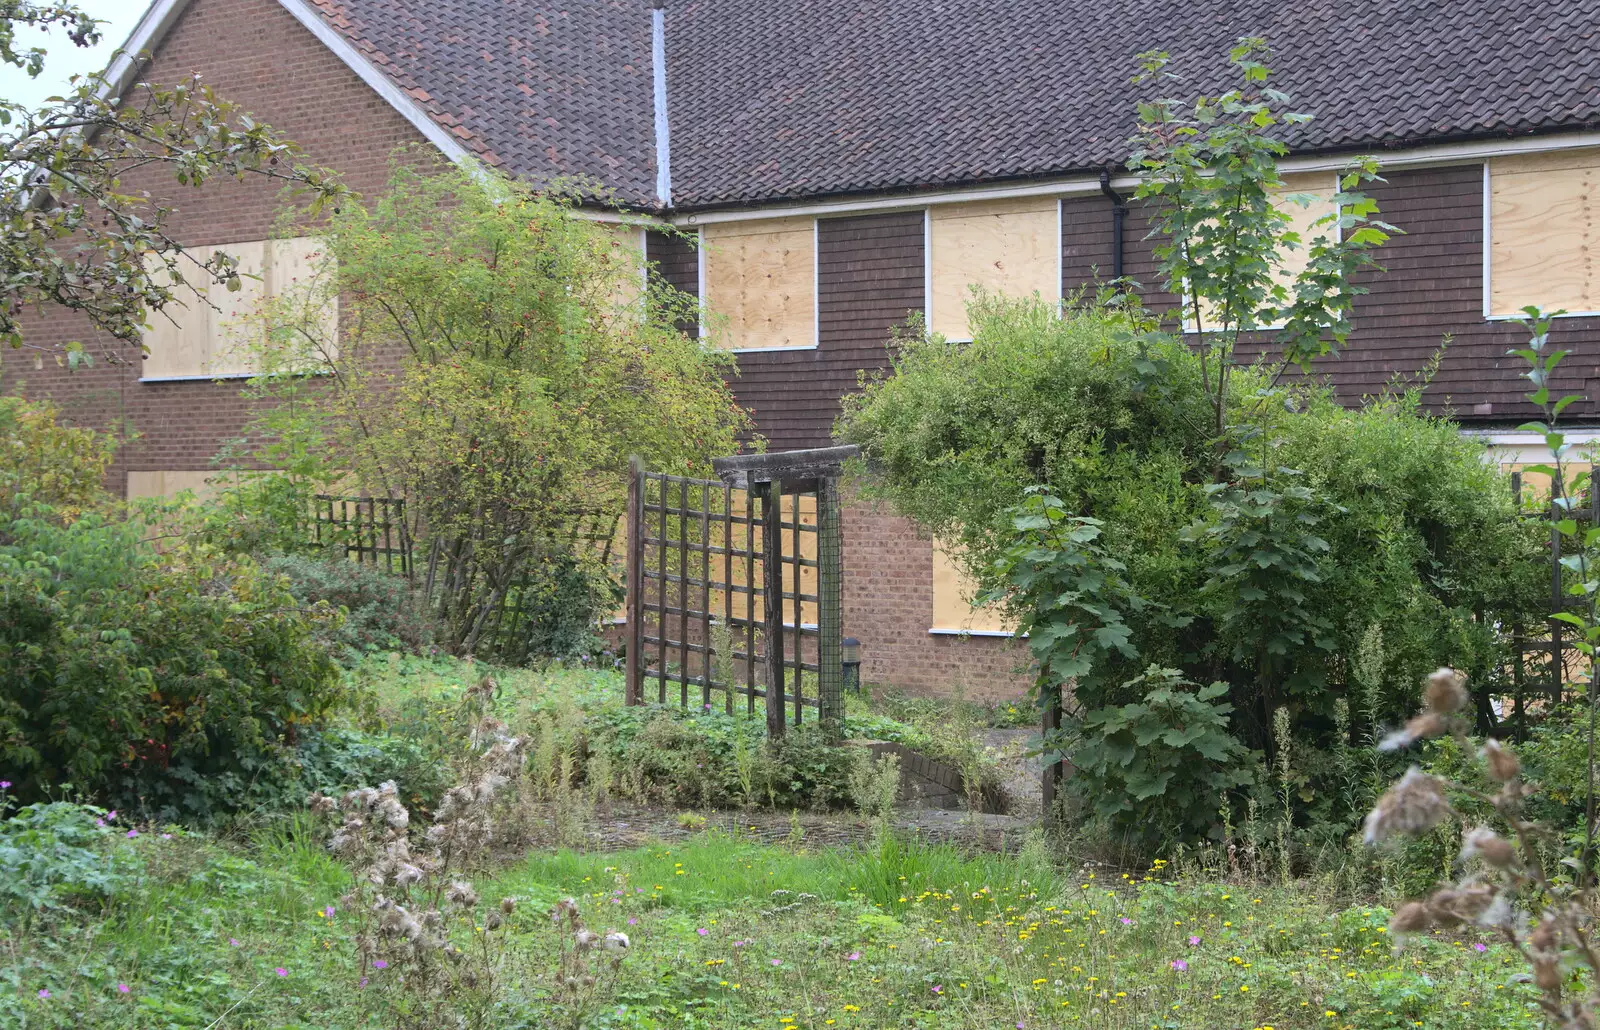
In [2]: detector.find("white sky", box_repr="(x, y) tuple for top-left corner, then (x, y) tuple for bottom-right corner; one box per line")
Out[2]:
(0, 0), (149, 111)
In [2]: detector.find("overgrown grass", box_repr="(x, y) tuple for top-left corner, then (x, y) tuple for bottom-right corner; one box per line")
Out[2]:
(1, 822), (1545, 1029)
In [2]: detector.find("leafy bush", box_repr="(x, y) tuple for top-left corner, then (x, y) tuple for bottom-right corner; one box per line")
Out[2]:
(0, 800), (125, 918)
(1068, 667), (1256, 845)
(841, 295), (1541, 845)
(264, 551), (435, 661)
(0, 398), (348, 823)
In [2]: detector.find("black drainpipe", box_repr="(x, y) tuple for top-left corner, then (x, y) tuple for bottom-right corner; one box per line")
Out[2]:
(1098, 169), (1127, 279)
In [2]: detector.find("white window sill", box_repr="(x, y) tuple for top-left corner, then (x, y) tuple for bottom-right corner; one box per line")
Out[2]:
(727, 344), (820, 354)
(1484, 309), (1600, 322)
(928, 627), (1020, 639)
(139, 372), (257, 383)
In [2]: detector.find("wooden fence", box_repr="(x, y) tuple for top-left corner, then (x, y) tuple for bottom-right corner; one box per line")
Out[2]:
(312, 494), (412, 578)
(624, 448), (854, 737)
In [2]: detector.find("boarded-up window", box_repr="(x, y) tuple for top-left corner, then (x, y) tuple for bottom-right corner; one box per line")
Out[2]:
(929, 198), (1059, 340)
(701, 217), (815, 350)
(930, 539), (1012, 635)
(141, 237), (335, 380)
(1184, 172), (1339, 332)
(1489, 149), (1600, 317)
(125, 470), (223, 500)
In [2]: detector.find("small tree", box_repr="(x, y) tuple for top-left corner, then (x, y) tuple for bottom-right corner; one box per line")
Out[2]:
(1130, 36), (1393, 454)
(243, 156), (748, 656)
(0, 3), (343, 366)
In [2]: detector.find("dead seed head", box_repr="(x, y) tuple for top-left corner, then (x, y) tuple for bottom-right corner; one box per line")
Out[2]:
(1379, 712), (1448, 752)
(1482, 738), (1521, 783)
(1460, 826), (1518, 870)
(1423, 667), (1469, 715)
(1388, 901), (1430, 935)
(1363, 767), (1451, 845)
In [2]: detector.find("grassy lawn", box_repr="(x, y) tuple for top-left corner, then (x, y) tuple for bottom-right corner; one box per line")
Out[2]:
(2, 816), (1541, 1029)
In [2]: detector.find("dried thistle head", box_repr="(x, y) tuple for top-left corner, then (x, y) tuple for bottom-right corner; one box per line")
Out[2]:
(501, 897), (516, 915)
(1363, 767), (1451, 845)
(1423, 667), (1469, 715)
(1460, 826), (1518, 870)
(1388, 901), (1430, 935)
(307, 792), (336, 815)
(446, 881), (479, 907)
(1482, 739), (1521, 783)
(1379, 712), (1449, 752)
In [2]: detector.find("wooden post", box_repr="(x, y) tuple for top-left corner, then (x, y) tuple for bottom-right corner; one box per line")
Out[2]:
(759, 480), (786, 739)
(816, 475), (844, 735)
(624, 458), (644, 706)
(1041, 674), (1064, 822)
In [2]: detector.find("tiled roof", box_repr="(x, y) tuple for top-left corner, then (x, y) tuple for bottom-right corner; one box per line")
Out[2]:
(304, 0), (1600, 210)
(305, 0), (658, 205)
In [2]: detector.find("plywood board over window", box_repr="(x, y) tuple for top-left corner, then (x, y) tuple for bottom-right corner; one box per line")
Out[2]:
(930, 539), (1013, 635)
(140, 236), (336, 381)
(928, 197), (1059, 340)
(701, 216), (815, 351)
(125, 470), (223, 500)
(1489, 148), (1600, 317)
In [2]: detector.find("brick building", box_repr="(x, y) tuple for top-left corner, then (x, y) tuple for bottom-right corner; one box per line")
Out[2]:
(7, 0), (1600, 696)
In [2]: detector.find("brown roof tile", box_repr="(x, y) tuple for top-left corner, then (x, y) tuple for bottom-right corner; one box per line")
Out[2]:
(307, 0), (1600, 210)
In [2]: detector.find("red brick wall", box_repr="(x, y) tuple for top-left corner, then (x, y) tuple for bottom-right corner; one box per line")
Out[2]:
(841, 491), (1031, 702)
(0, 0), (427, 495)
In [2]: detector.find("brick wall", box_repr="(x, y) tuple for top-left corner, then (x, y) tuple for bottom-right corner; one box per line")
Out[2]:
(841, 491), (1031, 701)
(1060, 164), (1600, 420)
(731, 211), (925, 451)
(0, 0), (427, 495)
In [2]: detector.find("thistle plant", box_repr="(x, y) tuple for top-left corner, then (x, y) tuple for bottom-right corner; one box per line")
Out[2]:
(547, 895), (630, 1029)
(307, 676), (531, 1028)
(1371, 667), (1599, 1029)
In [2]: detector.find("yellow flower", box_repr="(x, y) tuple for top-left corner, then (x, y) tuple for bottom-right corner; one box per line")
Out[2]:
(843, 1004), (860, 1013)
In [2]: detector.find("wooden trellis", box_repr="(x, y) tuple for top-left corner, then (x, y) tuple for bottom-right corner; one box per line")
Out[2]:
(313, 494), (412, 578)
(624, 447), (855, 737)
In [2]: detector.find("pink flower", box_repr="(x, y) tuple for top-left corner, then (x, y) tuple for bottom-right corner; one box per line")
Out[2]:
(1119, 917), (1132, 925)
(0, 780), (11, 788)
(95, 819), (105, 828)
(696, 927), (708, 936)
(160, 833), (172, 840)
(106, 810), (116, 820)
(771, 959), (781, 966)
(1171, 959), (1188, 971)
(931, 984), (943, 995)
(1187, 935), (1201, 946)
(37, 989), (50, 1000)
(126, 829), (139, 838)
(358, 977), (368, 988)
(229, 938), (240, 947)
(372, 960), (388, 969)
(627, 918), (638, 926)
(1473, 943), (1488, 953)
(845, 951), (861, 961)
(275, 967), (288, 977)
(324, 906), (336, 918)
(116, 983), (130, 994)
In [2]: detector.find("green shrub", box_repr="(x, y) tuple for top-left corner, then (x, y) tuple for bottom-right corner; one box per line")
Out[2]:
(840, 296), (1542, 847)
(0, 800), (126, 918)
(264, 551), (435, 661)
(1068, 667), (1256, 846)
(0, 399), (348, 823)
